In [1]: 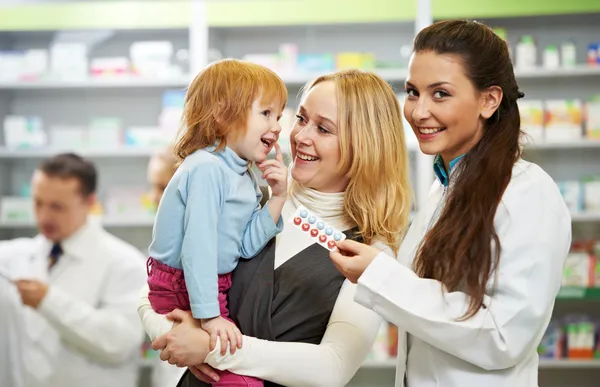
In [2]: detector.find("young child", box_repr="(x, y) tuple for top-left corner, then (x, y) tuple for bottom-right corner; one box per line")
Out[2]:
(146, 59), (288, 387)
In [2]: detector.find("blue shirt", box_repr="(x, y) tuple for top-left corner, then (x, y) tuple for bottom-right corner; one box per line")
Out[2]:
(148, 145), (283, 319)
(433, 154), (465, 187)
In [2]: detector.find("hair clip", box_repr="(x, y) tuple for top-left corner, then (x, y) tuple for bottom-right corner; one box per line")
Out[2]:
(517, 91), (525, 99)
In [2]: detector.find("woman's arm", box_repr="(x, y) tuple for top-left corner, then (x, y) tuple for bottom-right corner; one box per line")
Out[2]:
(151, 279), (384, 387)
(152, 243), (393, 387)
(137, 284), (174, 341)
(203, 241), (392, 387)
(205, 279), (383, 387)
(354, 172), (571, 371)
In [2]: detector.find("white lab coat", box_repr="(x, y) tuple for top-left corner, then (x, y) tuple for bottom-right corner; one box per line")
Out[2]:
(0, 275), (27, 387)
(355, 159), (572, 387)
(0, 220), (147, 387)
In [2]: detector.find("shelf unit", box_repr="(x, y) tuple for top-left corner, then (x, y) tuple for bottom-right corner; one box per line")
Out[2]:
(2, 64), (599, 90)
(1, 2), (600, 387)
(360, 358), (600, 369)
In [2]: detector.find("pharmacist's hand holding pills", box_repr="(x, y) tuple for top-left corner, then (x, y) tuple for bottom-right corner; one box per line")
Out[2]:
(330, 239), (381, 284)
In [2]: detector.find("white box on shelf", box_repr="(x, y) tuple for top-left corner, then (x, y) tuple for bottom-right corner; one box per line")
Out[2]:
(557, 181), (583, 213)
(0, 196), (34, 223)
(518, 99), (545, 143)
(104, 186), (154, 220)
(585, 100), (600, 140)
(3, 115), (47, 149)
(49, 125), (87, 149)
(124, 127), (167, 148)
(90, 57), (130, 77)
(561, 251), (592, 287)
(87, 117), (123, 149)
(544, 99), (583, 142)
(130, 41), (174, 78)
(21, 49), (48, 81)
(0, 51), (23, 81)
(582, 179), (600, 211)
(50, 43), (88, 80)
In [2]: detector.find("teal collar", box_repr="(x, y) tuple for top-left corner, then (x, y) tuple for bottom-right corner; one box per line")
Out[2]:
(433, 154), (465, 187)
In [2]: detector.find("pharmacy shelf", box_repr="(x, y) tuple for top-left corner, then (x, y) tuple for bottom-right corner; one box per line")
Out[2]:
(360, 358), (600, 369)
(539, 359), (600, 369)
(0, 76), (191, 90)
(0, 65), (598, 91)
(515, 65), (600, 79)
(2, 140), (597, 160)
(0, 217), (154, 229)
(0, 147), (160, 159)
(361, 359), (397, 369)
(525, 140), (600, 150)
(556, 287), (600, 300)
(278, 68), (409, 86)
(571, 211), (600, 222)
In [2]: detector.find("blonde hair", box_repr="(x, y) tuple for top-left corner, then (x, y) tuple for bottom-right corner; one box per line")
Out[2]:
(302, 69), (412, 253)
(174, 59), (288, 162)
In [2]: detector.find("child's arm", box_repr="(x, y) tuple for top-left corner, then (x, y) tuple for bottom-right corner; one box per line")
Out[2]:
(239, 144), (287, 258)
(178, 163), (225, 320)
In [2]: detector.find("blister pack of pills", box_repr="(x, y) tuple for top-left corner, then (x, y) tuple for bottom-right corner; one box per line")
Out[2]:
(289, 207), (346, 250)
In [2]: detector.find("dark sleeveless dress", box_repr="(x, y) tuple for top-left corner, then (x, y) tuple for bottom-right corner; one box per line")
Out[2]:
(176, 228), (361, 387)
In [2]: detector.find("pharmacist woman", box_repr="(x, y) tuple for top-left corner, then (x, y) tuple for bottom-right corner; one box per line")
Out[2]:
(330, 20), (572, 387)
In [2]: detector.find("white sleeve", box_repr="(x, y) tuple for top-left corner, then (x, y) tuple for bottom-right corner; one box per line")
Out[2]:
(354, 173), (572, 371)
(205, 246), (387, 387)
(0, 277), (27, 387)
(137, 284), (175, 341)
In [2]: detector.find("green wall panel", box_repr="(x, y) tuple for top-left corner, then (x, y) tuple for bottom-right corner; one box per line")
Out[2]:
(0, 0), (414, 31)
(433, 0), (600, 19)
(0, 0), (598, 31)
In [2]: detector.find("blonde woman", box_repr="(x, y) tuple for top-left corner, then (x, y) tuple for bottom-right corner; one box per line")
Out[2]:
(139, 69), (412, 387)
(147, 146), (178, 209)
(145, 146), (188, 387)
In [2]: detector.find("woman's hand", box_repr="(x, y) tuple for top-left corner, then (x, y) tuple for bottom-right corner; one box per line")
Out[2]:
(330, 239), (381, 284)
(189, 364), (221, 383)
(151, 309), (211, 367)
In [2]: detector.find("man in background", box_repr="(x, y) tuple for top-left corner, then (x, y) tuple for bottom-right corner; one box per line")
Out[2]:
(0, 153), (147, 387)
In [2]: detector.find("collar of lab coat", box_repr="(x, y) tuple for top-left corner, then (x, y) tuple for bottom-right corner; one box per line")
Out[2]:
(39, 219), (101, 261)
(433, 154), (465, 187)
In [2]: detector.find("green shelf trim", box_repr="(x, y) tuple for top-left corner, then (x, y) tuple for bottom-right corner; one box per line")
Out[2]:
(0, 0), (599, 31)
(556, 287), (600, 300)
(207, 0), (416, 27)
(0, 1), (192, 31)
(433, 0), (600, 19)
(0, 0), (415, 31)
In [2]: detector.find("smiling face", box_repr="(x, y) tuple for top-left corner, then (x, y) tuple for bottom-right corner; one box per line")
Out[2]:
(403, 51), (486, 166)
(290, 81), (349, 193)
(227, 97), (283, 163)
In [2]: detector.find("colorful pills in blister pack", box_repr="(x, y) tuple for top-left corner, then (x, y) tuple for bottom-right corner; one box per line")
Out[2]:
(290, 207), (346, 250)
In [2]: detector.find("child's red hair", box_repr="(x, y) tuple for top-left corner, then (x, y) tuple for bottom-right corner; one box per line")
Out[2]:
(174, 59), (287, 162)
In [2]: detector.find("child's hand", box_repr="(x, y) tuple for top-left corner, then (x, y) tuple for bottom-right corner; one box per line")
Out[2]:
(257, 142), (288, 198)
(200, 316), (243, 355)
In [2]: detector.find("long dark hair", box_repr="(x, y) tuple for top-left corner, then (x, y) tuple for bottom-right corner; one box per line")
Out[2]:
(412, 20), (524, 320)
